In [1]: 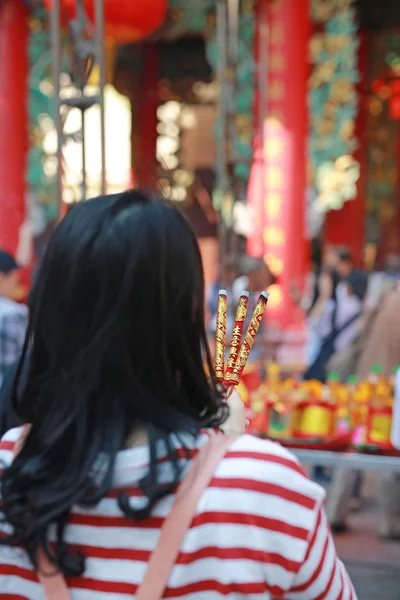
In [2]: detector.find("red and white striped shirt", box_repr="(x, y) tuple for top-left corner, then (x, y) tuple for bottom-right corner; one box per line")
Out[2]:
(0, 426), (357, 599)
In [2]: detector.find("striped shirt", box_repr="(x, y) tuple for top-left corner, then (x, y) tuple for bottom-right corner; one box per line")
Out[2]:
(0, 427), (357, 599)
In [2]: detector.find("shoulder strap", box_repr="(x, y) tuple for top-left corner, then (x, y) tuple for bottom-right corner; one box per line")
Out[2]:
(13, 429), (236, 600)
(334, 312), (361, 339)
(331, 299), (338, 335)
(136, 433), (236, 600)
(37, 550), (71, 600)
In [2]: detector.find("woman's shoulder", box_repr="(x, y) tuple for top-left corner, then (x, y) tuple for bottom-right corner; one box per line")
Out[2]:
(199, 433), (325, 561)
(0, 426), (25, 467)
(223, 433), (316, 475)
(216, 433), (325, 506)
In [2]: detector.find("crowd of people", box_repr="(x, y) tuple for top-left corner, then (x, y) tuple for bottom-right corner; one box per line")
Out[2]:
(298, 245), (400, 539)
(304, 244), (400, 383)
(0, 251), (29, 436)
(294, 244), (368, 381)
(227, 241), (400, 386)
(204, 240), (400, 540)
(206, 242), (395, 385)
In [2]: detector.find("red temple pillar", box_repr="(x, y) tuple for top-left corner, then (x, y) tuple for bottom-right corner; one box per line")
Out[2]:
(0, 0), (28, 256)
(133, 44), (159, 187)
(251, 0), (309, 354)
(324, 30), (367, 266)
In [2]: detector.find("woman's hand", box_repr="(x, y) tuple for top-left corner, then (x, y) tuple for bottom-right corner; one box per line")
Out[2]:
(221, 389), (246, 436)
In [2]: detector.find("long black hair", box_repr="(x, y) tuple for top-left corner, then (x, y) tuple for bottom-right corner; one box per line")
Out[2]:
(0, 190), (226, 575)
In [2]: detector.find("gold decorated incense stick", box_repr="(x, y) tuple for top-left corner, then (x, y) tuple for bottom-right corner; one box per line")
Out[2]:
(214, 289), (228, 382)
(231, 291), (269, 386)
(224, 291), (249, 386)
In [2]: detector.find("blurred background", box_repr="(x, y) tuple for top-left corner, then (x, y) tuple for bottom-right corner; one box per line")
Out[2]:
(2, 0), (400, 364)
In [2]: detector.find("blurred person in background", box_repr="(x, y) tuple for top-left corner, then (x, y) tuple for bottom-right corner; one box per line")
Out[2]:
(0, 356), (28, 437)
(325, 276), (395, 382)
(312, 271), (366, 354)
(232, 255), (276, 363)
(336, 246), (354, 281)
(335, 246), (368, 302)
(0, 274), (38, 437)
(208, 256), (237, 324)
(233, 255), (275, 300)
(327, 286), (400, 537)
(304, 269), (365, 483)
(0, 251), (27, 386)
(208, 255), (274, 361)
(357, 286), (400, 380)
(292, 242), (340, 366)
(304, 258), (367, 382)
(183, 169), (219, 321)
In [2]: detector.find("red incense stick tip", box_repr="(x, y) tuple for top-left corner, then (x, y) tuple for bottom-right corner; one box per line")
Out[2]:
(224, 291), (249, 386)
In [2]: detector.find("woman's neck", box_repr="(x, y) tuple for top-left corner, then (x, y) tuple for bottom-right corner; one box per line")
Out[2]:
(125, 426), (148, 449)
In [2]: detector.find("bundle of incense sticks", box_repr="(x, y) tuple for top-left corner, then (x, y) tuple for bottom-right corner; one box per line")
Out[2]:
(214, 289), (269, 389)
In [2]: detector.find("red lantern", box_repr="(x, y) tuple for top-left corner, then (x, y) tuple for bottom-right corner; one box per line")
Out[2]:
(43, 0), (168, 43)
(390, 94), (400, 120)
(371, 78), (385, 95)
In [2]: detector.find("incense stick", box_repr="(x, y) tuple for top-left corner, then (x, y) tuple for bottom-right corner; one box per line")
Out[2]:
(230, 291), (269, 386)
(214, 289), (228, 382)
(224, 291), (249, 386)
